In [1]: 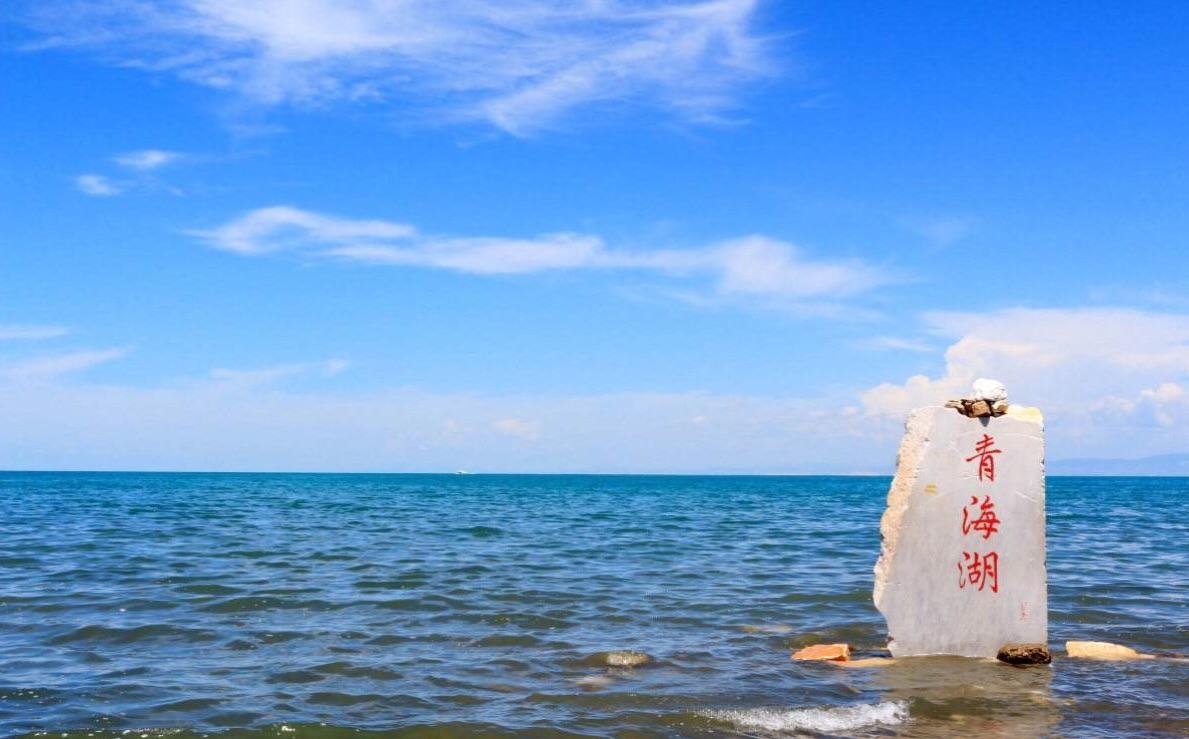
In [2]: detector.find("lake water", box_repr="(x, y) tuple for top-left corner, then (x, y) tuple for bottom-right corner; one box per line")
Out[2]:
(0, 473), (1185, 737)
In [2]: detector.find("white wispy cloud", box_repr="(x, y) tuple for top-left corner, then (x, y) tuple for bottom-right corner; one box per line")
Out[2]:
(1, 348), (128, 382)
(113, 148), (183, 170)
(194, 206), (416, 256)
(862, 336), (935, 353)
(0, 324), (69, 341)
(75, 149), (190, 197)
(191, 205), (890, 302)
(75, 173), (123, 197)
(207, 358), (350, 386)
(492, 417), (541, 441)
(904, 215), (976, 247)
(19, 0), (772, 134)
(1090, 382), (1187, 429)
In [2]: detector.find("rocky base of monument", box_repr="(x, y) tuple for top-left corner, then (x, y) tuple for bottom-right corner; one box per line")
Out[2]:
(790, 639), (1176, 667)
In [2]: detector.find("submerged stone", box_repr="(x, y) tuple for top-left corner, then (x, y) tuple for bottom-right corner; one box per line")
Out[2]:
(997, 643), (1052, 665)
(792, 643), (851, 661)
(831, 657), (896, 668)
(740, 624), (793, 634)
(599, 650), (653, 667)
(573, 675), (615, 690)
(873, 402), (1047, 658)
(1065, 641), (1150, 660)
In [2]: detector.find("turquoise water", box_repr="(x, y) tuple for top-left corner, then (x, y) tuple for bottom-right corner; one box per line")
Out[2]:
(0, 473), (1184, 737)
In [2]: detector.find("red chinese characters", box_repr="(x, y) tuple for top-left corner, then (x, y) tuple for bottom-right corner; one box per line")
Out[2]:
(958, 551), (999, 592)
(958, 436), (1003, 592)
(965, 433), (1002, 482)
(961, 495), (1001, 539)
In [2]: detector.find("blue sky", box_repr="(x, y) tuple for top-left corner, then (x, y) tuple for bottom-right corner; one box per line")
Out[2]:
(1, 1), (1186, 472)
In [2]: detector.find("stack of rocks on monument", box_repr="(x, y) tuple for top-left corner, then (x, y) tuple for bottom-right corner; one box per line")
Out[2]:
(945, 378), (1010, 418)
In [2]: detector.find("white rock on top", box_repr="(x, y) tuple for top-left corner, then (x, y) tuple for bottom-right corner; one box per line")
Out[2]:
(971, 378), (1008, 403)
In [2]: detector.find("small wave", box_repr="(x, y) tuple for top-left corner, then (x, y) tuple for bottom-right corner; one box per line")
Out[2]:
(176, 583), (243, 596)
(153, 697), (223, 712)
(200, 596), (340, 613)
(473, 633), (545, 647)
(265, 669), (326, 684)
(701, 700), (908, 734)
(311, 660), (402, 680)
(353, 576), (428, 591)
(458, 525), (504, 538)
(48, 623), (216, 645)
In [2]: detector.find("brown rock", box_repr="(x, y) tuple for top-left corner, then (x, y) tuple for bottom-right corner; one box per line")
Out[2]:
(945, 399), (1011, 418)
(792, 643), (850, 661)
(997, 643), (1052, 665)
(967, 399), (993, 417)
(1065, 640), (1151, 661)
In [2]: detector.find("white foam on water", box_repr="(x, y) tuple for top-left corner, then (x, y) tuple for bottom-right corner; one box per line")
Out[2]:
(701, 700), (909, 734)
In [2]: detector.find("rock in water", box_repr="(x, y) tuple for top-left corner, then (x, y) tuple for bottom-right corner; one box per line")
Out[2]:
(740, 623), (793, 634)
(832, 657), (897, 668)
(873, 404), (1046, 658)
(1065, 641), (1150, 660)
(572, 675), (615, 690)
(791, 643), (851, 661)
(600, 650), (652, 667)
(997, 643), (1052, 665)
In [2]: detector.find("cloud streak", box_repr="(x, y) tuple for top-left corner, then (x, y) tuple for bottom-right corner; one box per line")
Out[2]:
(18, 0), (771, 134)
(75, 174), (123, 197)
(113, 148), (183, 171)
(0, 324), (69, 341)
(75, 148), (190, 197)
(207, 359), (350, 387)
(862, 336), (936, 353)
(1, 348), (128, 382)
(904, 215), (975, 247)
(191, 205), (890, 302)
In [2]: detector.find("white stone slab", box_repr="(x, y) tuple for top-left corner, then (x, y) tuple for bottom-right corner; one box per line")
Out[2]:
(873, 405), (1046, 658)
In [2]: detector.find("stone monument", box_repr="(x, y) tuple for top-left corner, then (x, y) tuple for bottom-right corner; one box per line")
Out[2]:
(873, 379), (1046, 658)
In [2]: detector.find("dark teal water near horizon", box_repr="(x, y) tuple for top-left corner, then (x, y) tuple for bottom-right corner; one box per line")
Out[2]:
(0, 473), (1185, 737)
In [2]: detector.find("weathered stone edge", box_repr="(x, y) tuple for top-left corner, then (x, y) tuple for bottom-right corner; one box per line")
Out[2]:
(872, 407), (931, 608)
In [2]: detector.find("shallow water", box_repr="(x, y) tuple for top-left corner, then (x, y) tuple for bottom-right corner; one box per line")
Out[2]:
(0, 473), (1185, 737)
